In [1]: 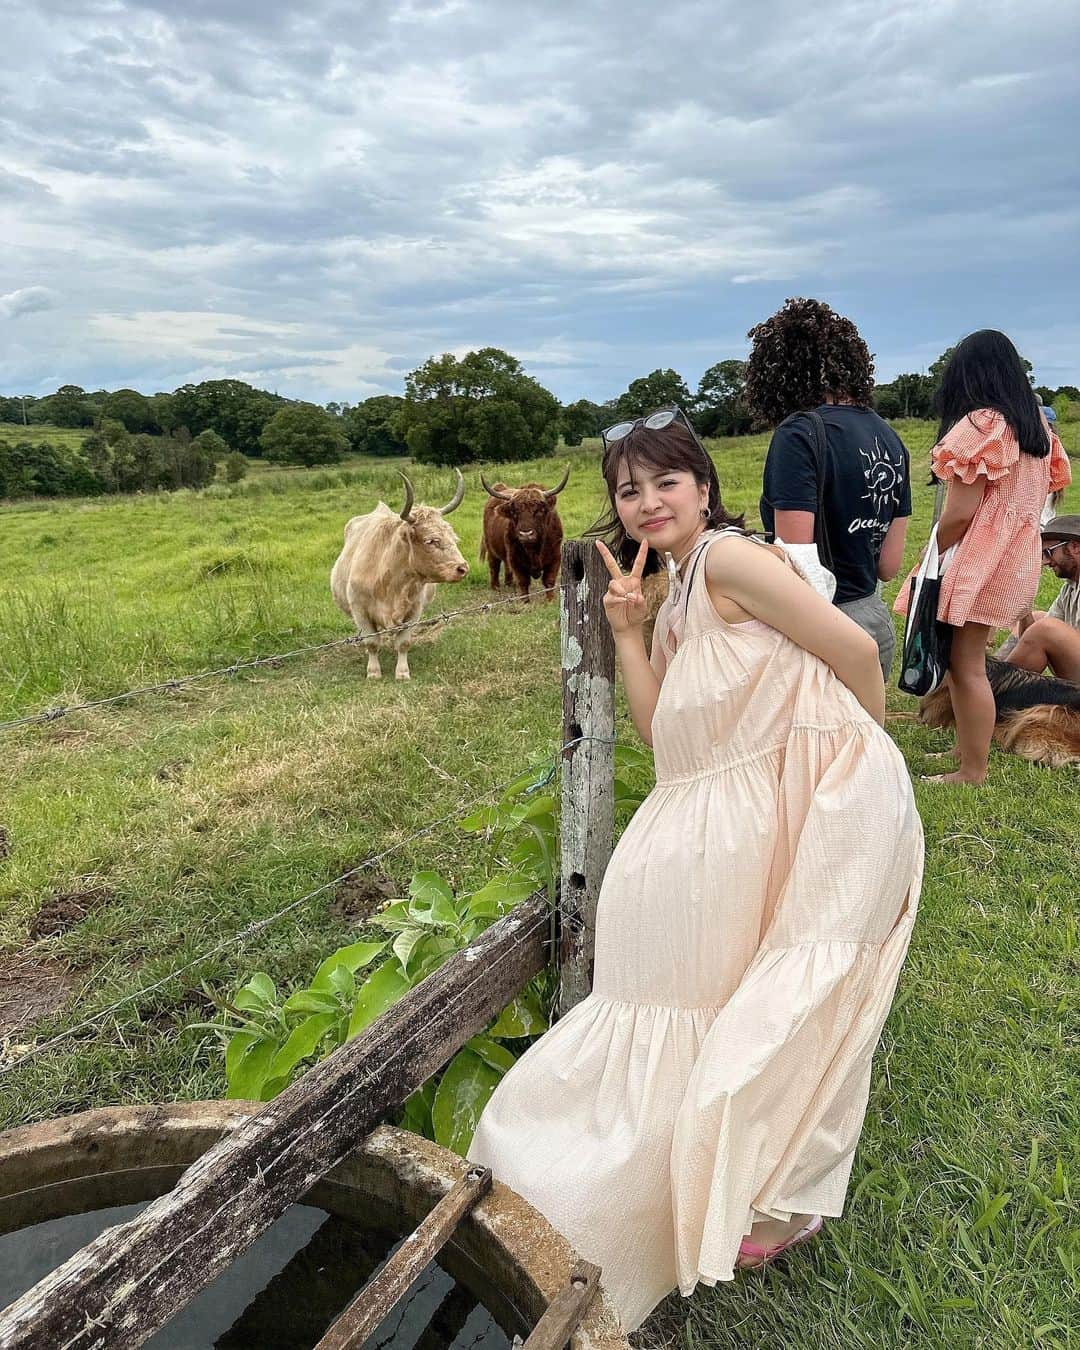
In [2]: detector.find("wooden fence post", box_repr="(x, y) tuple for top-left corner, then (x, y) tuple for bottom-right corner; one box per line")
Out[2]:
(558, 539), (616, 1016)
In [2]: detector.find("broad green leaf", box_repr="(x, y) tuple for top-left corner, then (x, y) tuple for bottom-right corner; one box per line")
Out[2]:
(408, 871), (459, 928)
(282, 989), (340, 1016)
(410, 870), (453, 902)
(500, 767), (550, 801)
(224, 1029), (261, 1084)
(372, 914), (421, 934)
(464, 875), (536, 920)
(259, 1074), (289, 1101)
(227, 1036), (277, 1100)
(509, 834), (545, 871)
(311, 940), (387, 992)
(392, 927), (432, 975)
(489, 991), (549, 1039)
(466, 1035), (517, 1074)
(519, 796), (556, 824)
(614, 744), (653, 771)
(247, 972), (277, 1004)
(412, 936), (459, 980)
(400, 1080), (436, 1138)
(233, 982), (276, 1014)
(326, 964), (355, 999)
(431, 1049), (502, 1156)
(613, 776), (647, 808)
(267, 1013), (338, 1081)
(347, 962), (411, 1040)
(458, 805), (499, 832)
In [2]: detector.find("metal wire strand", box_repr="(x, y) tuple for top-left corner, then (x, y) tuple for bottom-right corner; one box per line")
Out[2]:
(0, 585), (558, 733)
(0, 733), (620, 1076)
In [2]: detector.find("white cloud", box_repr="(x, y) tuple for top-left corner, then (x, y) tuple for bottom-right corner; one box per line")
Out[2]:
(0, 0), (1077, 402)
(0, 287), (58, 319)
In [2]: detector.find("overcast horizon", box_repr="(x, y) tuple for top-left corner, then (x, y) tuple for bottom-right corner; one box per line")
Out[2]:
(3, 0), (1079, 407)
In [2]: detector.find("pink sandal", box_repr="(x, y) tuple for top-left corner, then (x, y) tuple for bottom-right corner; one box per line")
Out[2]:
(736, 1215), (824, 1270)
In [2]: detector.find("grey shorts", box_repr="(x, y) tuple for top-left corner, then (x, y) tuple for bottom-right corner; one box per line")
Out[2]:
(837, 585), (897, 681)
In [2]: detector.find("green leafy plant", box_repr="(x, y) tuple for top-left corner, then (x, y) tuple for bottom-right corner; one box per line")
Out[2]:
(198, 747), (653, 1153)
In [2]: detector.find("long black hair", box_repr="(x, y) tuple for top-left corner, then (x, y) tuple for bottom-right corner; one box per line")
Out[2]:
(935, 330), (1048, 457)
(583, 416), (746, 575)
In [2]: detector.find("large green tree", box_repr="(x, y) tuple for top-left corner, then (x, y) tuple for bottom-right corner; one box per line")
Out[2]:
(395, 348), (559, 466)
(614, 369), (691, 420)
(260, 403), (348, 466)
(31, 385), (95, 427)
(171, 379), (287, 456)
(694, 361), (751, 436)
(560, 399), (604, 446)
(102, 388), (155, 434)
(344, 395), (408, 456)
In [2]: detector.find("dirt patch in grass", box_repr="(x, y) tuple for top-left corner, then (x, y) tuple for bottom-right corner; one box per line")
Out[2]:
(0, 954), (76, 1041)
(329, 869), (397, 925)
(28, 887), (115, 940)
(155, 757), (190, 782)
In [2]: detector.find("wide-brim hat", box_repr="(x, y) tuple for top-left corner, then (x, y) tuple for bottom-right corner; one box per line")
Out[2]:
(1042, 513), (1080, 542)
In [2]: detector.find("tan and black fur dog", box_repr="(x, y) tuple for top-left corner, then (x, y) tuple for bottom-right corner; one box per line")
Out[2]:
(919, 656), (1080, 767)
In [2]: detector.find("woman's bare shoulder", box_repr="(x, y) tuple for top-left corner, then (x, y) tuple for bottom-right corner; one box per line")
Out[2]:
(704, 532), (785, 577)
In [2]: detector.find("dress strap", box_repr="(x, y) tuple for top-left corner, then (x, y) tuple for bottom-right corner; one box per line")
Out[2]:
(666, 531), (833, 653)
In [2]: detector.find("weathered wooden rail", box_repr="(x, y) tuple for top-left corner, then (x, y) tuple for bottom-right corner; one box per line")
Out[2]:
(0, 536), (620, 1349)
(314, 1165), (493, 1350)
(0, 898), (549, 1349)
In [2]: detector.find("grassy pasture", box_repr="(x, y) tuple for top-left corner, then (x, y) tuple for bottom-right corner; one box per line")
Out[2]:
(0, 424), (1077, 1347)
(0, 422), (91, 451)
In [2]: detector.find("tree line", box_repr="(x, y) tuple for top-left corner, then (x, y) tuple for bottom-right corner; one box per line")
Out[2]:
(3, 348), (1075, 500)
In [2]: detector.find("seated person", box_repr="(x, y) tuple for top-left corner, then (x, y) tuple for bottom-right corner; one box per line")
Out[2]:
(1001, 515), (1080, 682)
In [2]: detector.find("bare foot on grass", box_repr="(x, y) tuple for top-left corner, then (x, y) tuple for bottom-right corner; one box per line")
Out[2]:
(920, 768), (987, 786)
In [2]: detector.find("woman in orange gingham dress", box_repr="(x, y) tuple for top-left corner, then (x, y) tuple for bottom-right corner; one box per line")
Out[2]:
(895, 331), (1071, 785)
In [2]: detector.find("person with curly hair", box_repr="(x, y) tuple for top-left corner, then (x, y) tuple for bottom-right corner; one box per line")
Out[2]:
(747, 298), (912, 678)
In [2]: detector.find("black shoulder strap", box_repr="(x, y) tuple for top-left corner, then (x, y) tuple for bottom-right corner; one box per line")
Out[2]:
(802, 410), (835, 572)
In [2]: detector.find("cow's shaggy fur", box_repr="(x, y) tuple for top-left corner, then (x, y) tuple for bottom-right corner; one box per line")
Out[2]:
(479, 472), (568, 602)
(919, 656), (1080, 767)
(330, 480), (467, 680)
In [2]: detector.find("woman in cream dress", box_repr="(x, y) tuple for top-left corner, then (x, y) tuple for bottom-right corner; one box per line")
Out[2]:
(470, 410), (923, 1333)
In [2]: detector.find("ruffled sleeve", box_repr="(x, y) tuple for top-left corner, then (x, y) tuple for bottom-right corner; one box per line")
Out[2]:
(931, 409), (1018, 484)
(1049, 431), (1073, 493)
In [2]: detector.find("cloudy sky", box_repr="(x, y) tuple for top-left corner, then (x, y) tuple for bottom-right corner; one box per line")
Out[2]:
(3, 0), (1078, 405)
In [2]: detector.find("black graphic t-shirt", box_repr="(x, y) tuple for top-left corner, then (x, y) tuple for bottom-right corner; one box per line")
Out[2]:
(760, 404), (912, 604)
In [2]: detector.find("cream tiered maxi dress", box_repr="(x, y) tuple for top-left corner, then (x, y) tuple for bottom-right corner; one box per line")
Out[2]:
(469, 532), (923, 1333)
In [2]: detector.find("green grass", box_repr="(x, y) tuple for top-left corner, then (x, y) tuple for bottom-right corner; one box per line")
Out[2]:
(0, 422), (92, 451)
(0, 427), (1077, 1347)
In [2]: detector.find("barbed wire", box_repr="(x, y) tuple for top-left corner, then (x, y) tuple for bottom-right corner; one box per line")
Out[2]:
(0, 732), (620, 1077)
(0, 584), (559, 733)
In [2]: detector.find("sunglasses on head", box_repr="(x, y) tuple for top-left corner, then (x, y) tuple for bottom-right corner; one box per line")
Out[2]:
(1042, 541), (1069, 560)
(601, 405), (706, 454)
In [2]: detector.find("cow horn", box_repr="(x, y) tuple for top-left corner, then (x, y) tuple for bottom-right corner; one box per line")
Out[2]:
(480, 472), (513, 501)
(398, 471), (416, 522)
(544, 464), (571, 499)
(438, 468), (466, 515)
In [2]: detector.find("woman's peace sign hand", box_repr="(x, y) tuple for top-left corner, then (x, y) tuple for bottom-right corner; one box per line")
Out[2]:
(595, 538), (650, 634)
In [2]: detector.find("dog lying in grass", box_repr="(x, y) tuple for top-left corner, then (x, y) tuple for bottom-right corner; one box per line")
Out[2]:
(917, 657), (1080, 768)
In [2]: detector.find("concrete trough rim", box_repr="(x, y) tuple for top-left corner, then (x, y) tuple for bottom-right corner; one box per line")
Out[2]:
(0, 1101), (628, 1350)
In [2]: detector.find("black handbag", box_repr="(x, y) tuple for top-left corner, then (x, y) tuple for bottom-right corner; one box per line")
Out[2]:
(898, 507), (953, 697)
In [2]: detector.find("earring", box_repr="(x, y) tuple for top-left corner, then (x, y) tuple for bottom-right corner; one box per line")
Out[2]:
(701, 508), (709, 518)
